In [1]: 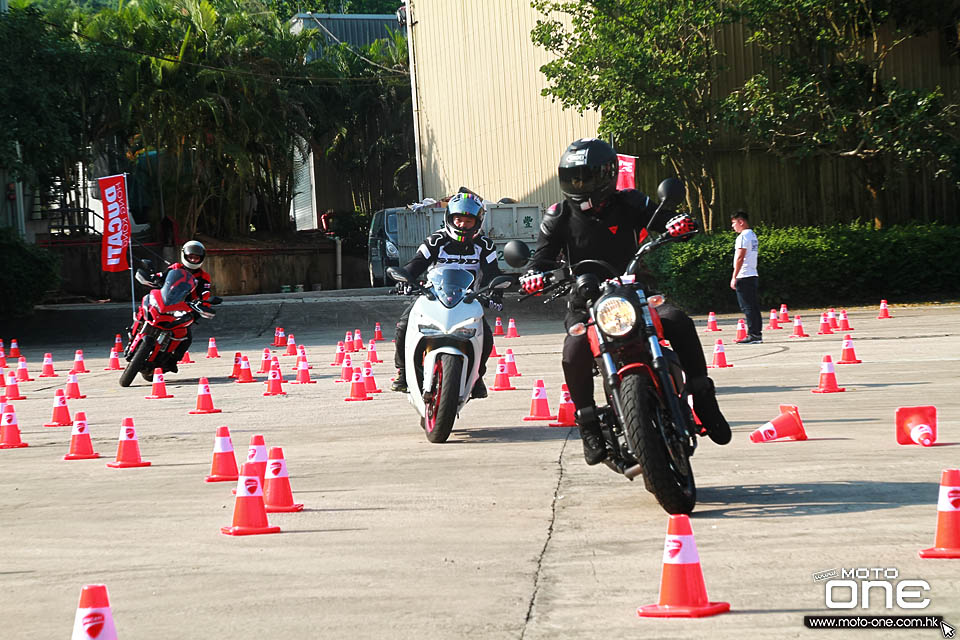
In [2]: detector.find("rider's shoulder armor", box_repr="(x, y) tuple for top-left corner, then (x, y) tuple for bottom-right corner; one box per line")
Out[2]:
(476, 234), (496, 253)
(540, 201), (568, 237)
(611, 188), (652, 212)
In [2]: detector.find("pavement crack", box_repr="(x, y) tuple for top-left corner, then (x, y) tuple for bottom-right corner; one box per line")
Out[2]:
(258, 302), (285, 338)
(519, 429), (572, 639)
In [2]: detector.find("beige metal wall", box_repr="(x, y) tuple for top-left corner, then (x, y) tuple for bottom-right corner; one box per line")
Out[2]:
(408, 0), (600, 207)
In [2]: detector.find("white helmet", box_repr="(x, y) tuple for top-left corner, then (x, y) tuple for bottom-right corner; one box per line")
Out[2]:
(181, 240), (206, 271)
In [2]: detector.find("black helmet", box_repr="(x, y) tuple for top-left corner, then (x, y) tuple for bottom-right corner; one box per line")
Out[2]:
(181, 240), (206, 271)
(443, 193), (485, 244)
(558, 138), (618, 211)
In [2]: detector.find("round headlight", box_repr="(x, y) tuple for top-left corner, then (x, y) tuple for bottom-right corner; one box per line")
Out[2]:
(595, 296), (637, 337)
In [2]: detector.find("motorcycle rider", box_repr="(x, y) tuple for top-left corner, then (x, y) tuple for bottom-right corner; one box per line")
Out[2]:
(520, 138), (731, 465)
(391, 192), (502, 398)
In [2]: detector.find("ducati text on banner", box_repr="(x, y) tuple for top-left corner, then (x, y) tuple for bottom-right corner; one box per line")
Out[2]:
(99, 174), (131, 272)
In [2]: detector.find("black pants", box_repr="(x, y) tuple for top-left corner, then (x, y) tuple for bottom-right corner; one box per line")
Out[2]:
(735, 276), (762, 339)
(394, 301), (494, 376)
(562, 302), (708, 411)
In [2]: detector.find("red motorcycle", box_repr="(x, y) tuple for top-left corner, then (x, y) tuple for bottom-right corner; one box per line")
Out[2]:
(119, 263), (219, 387)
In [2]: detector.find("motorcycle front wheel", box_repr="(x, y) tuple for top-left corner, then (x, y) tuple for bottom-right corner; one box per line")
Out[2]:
(620, 373), (696, 514)
(119, 335), (155, 388)
(422, 353), (461, 443)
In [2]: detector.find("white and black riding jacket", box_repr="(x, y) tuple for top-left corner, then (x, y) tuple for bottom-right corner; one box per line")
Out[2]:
(403, 231), (501, 287)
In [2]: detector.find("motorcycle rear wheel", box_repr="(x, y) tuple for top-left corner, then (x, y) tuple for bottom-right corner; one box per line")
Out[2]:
(423, 354), (461, 443)
(119, 336), (155, 388)
(621, 373), (696, 514)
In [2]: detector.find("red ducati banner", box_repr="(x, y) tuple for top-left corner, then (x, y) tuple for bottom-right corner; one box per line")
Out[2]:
(616, 153), (637, 190)
(98, 174), (131, 272)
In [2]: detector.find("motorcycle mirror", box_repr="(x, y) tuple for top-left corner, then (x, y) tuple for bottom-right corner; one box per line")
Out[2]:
(140, 258), (154, 272)
(503, 240), (531, 268)
(656, 177), (686, 209)
(386, 266), (410, 283)
(489, 275), (515, 290)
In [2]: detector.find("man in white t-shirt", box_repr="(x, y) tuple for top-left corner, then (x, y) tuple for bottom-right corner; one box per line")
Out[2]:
(730, 211), (762, 344)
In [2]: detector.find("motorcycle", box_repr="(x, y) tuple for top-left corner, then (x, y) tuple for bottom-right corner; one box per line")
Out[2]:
(385, 266), (514, 443)
(119, 261), (220, 388)
(503, 178), (701, 514)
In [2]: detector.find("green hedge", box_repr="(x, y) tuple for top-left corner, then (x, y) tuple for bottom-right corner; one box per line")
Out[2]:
(0, 228), (61, 317)
(646, 223), (960, 314)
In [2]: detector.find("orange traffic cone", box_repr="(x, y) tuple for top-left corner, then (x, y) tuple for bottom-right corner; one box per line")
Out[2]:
(205, 426), (240, 482)
(271, 327), (281, 347)
(344, 369), (370, 401)
(766, 310), (781, 330)
(362, 363), (381, 394)
(63, 411), (99, 460)
(65, 373), (86, 399)
(245, 435), (268, 484)
(919, 468), (960, 558)
(336, 355), (354, 383)
(637, 514), (730, 618)
(837, 334), (861, 364)
(896, 405), (937, 447)
(504, 349), (521, 376)
(838, 309), (855, 331)
(0, 404), (28, 448)
(263, 363), (288, 396)
(788, 315), (809, 338)
(490, 341), (499, 358)
(330, 341), (346, 367)
(816, 312), (834, 335)
(707, 340), (732, 368)
(811, 355), (845, 393)
(145, 368), (174, 399)
(270, 356), (285, 381)
(284, 333), (298, 356)
(264, 447), (304, 513)
(778, 304), (790, 323)
(878, 299), (892, 319)
(228, 352), (242, 379)
(221, 462), (281, 536)
(104, 349), (122, 370)
(734, 319), (747, 342)
(0, 345), (6, 368)
(206, 337), (220, 358)
(43, 388), (73, 427)
(353, 329), (364, 351)
(236, 356), (256, 383)
(4, 372), (25, 400)
(549, 384), (576, 427)
(827, 308), (839, 329)
(189, 377), (223, 413)
(366, 340), (382, 363)
(106, 417), (151, 467)
(505, 318), (520, 338)
(70, 350), (90, 374)
(704, 311), (721, 332)
(277, 327), (287, 347)
(750, 404), (807, 442)
(374, 322), (384, 341)
(290, 358), (315, 385)
(8, 339), (20, 358)
(71, 584), (118, 640)
(295, 345), (312, 369)
(344, 331), (356, 353)
(491, 358), (516, 391)
(113, 334), (123, 354)
(179, 350), (194, 364)
(493, 317), (505, 336)
(523, 379), (556, 421)
(258, 348), (272, 373)
(16, 356), (34, 381)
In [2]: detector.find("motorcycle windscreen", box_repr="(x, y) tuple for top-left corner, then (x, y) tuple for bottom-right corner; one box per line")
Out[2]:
(426, 268), (474, 309)
(159, 269), (197, 307)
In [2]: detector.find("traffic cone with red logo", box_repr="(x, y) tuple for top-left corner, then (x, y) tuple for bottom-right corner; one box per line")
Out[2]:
(245, 435), (268, 484)
(63, 412), (99, 460)
(837, 334), (862, 364)
(43, 389), (73, 427)
(637, 514), (730, 618)
(827, 308), (839, 329)
(179, 350), (194, 364)
(344, 330), (356, 353)
(284, 333), (298, 356)
(16, 357), (34, 381)
(707, 340), (733, 369)
(353, 329), (364, 351)
(549, 384), (576, 427)
(362, 362), (381, 394)
(206, 337), (220, 358)
(838, 309), (855, 331)
(811, 355), (845, 393)
(258, 348), (272, 373)
(205, 426), (239, 482)
(277, 327), (287, 347)
(0, 404), (28, 448)
(236, 356), (256, 383)
(295, 345), (313, 369)
(113, 334), (123, 354)
(106, 417), (151, 467)
(766, 310), (781, 330)
(290, 358), (315, 385)
(493, 317), (505, 336)
(0, 345), (6, 368)
(71, 584), (118, 640)
(523, 379), (556, 421)
(330, 341), (345, 367)
(491, 358), (516, 391)
(504, 349), (521, 376)
(337, 355), (354, 383)
(896, 406), (937, 447)
(228, 352), (242, 378)
(271, 327), (281, 347)
(778, 304), (790, 323)
(270, 357), (285, 382)
(264, 447), (304, 513)
(221, 462), (281, 536)
(374, 322), (384, 341)
(749, 405), (807, 442)
(366, 340), (382, 364)
(263, 362), (287, 396)
(4, 372), (25, 400)
(104, 349), (122, 371)
(919, 469), (960, 558)
(344, 369), (370, 402)
(788, 315), (810, 338)
(189, 377), (222, 413)
(8, 339), (20, 358)
(704, 312), (721, 332)
(816, 312), (834, 335)
(506, 318), (520, 338)
(878, 299), (892, 319)
(65, 373), (86, 399)
(145, 368), (174, 399)
(69, 350), (90, 374)
(734, 319), (747, 342)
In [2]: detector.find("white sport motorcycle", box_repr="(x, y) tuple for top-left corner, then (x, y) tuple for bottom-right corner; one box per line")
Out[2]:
(386, 266), (514, 443)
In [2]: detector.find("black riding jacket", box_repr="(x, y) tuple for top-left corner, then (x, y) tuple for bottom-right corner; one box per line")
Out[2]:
(403, 231), (502, 287)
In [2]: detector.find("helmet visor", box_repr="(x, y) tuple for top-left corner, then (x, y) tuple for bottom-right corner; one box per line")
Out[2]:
(559, 165), (607, 199)
(447, 196), (483, 217)
(184, 252), (204, 265)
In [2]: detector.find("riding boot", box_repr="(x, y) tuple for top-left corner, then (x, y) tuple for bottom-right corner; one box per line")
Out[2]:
(470, 377), (488, 399)
(391, 370), (408, 393)
(575, 407), (607, 465)
(688, 376), (731, 445)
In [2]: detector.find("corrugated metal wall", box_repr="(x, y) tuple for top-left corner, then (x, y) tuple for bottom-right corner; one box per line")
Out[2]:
(291, 13), (397, 55)
(408, 0), (601, 207)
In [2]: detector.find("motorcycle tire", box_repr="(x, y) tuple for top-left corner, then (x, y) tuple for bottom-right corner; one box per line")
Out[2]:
(620, 373), (696, 514)
(119, 336), (155, 388)
(423, 354), (461, 444)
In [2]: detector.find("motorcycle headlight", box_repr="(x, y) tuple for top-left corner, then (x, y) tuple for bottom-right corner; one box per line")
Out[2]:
(453, 327), (476, 338)
(595, 296), (637, 337)
(385, 241), (400, 258)
(418, 323), (443, 336)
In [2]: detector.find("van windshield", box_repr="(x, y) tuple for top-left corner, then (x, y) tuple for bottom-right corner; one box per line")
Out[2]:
(385, 211), (398, 238)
